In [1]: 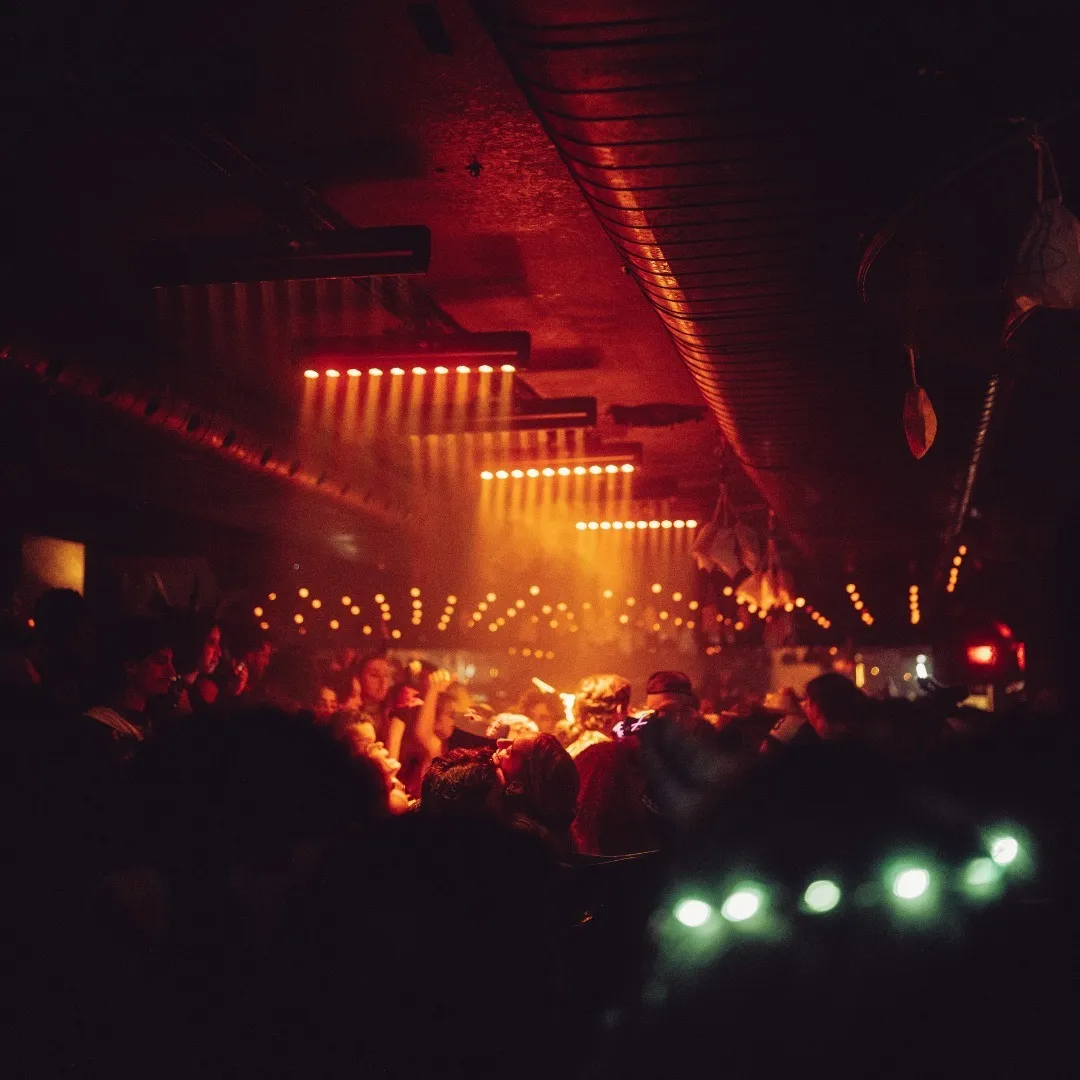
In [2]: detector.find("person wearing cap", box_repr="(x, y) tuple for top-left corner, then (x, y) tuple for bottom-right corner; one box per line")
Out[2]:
(644, 670), (698, 716)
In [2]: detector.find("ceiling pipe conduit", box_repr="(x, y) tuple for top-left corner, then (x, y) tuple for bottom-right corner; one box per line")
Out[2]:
(479, 1), (944, 554)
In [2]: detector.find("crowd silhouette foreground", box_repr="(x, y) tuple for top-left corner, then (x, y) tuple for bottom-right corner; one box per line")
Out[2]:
(6, 593), (1077, 1078)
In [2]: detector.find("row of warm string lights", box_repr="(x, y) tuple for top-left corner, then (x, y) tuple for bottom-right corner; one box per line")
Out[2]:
(844, 583), (875, 627)
(909, 584), (921, 625)
(947, 544), (967, 593)
(482, 463), (635, 480)
(575, 517), (698, 531)
(304, 364), (517, 378)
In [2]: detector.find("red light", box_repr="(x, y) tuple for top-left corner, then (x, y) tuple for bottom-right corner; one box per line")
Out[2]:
(1016, 642), (1026, 671)
(967, 644), (997, 666)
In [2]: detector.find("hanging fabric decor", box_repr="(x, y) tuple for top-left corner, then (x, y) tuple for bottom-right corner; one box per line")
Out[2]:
(1005, 133), (1080, 343)
(692, 483), (762, 580)
(903, 345), (938, 459)
(735, 512), (792, 611)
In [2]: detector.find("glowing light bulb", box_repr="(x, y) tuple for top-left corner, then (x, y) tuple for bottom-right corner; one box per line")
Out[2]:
(619, 613), (629, 624)
(390, 367), (405, 376)
(588, 521), (599, 530)
(795, 597), (805, 607)
(350, 605), (360, 616)
(362, 625), (371, 634)
(892, 868), (930, 900)
(624, 521), (635, 529)
(636, 520), (648, 529)
(311, 599), (322, 609)
(495, 470), (509, 480)
(600, 521), (611, 530)
(253, 607), (263, 618)
(298, 588), (310, 599)
(621, 463), (635, 473)
(329, 619), (340, 630)
(501, 364), (516, 373)
(612, 520), (624, 530)
(478, 364), (494, 374)
(391, 629), (401, 639)
(542, 468), (555, 477)
(673, 898), (712, 928)
(672, 592), (683, 602)
(559, 467), (572, 477)
(293, 613), (304, 625)
(576, 521), (586, 530)
(457, 365), (471, 374)
(572, 466), (585, 476)
(686, 519), (698, 528)
(434, 366), (449, 375)
(651, 583), (662, 594)
(803, 880), (841, 913)
(721, 889), (762, 922)
(990, 836), (1019, 866)
(346, 368), (361, 377)
(303, 369), (319, 379)
(965, 858), (997, 889)
(510, 469), (524, 478)
(481, 471), (494, 480)
(958, 544), (968, 556)
(605, 464), (619, 474)
(529, 586), (540, 596)
(589, 465), (603, 475)
(411, 366), (427, 376)
(648, 520), (660, 529)
(268, 593), (276, 601)
(259, 621), (269, 630)
(325, 369), (340, 378)
(661, 520), (673, 529)
(527, 468), (539, 478)
(369, 367), (383, 377)
(602, 589), (614, 599)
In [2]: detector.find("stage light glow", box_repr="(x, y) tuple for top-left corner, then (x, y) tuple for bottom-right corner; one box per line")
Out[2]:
(673, 519), (685, 528)
(527, 468), (540, 478)
(803, 880), (841, 913)
(964, 858), (997, 889)
(346, 368), (361, 377)
(411, 366), (426, 376)
(253, 607), (263, 618)
(311, 599), (322, 609)
(958, 544), (968, 556)
(259, 621), (269, 630)
(434, 365), (449, 375)
(293, 614), (304, 625)
(673, 898), (712, 928)
(390, 367), (405, 376)
(602, 589), (614, 599)
(530, 586), (540, 595)
(605, 464), (619, 474)
(588, 521), (599, 530)
(478, 364), (494, 373)
(303, 369), (319, 379)
(589, 465), (603, 475)
(686, 519), (698, 528)
(501, 364), (516, 373)
(721, 888), (762, 922)
(481, 471), (494, 480)
(651, 583), (662, 594)
(268, 593), (276, 601)
(325, 369), (340, 378)
(612, 520), (623, 530)
(795, 597), (805, 607)
(329, 619), (340, 630)
(621, 463), (634, 473)
(369, 367), (383, 376)
(672, 592), (683, 602)
(990, 836), (1019, 866)
(390, 629), (401, 639)
(892, 868), (930, 900)
(624, 521), (635, 529)
(649, 520), (660, 529)
(457, 365), (471, 374)
(572, 466), (585, 476)
(619, 614), (629, 624)
(511, 469), (524, 478)
(541, 604), (552, 615)
(362, 625), (371, 634)
(350, 605), (360, 615)
(298, 588), (310, 599)
(600, 521), (611, 530)
(967, 644), (996, 665)
(722, 586), (733, 596)
(495, 470), (509, 479)
(636, 520), (648, 529)
(576, 521), (586, 530)
(542, 468), (555, 477)
(559, 467), (572, 476)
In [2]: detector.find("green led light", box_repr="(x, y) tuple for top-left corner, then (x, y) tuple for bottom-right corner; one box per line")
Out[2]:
(720, 888), (762, 922)
(673, 897), (713, 928)
(803, 879), (842, 913)
(892, 868), (930, 900)
(990, 835), (1020, 866)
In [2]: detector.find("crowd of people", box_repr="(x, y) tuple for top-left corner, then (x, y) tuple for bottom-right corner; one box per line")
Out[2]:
(7, 588), (1076, 1078)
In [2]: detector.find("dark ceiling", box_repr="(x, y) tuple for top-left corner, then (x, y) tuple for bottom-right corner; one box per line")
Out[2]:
(2, 0), (1077, 623)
